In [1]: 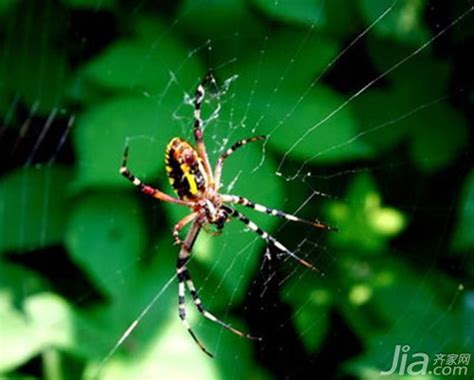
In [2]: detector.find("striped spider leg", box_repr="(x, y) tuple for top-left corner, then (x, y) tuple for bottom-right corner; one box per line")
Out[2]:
(221, 194), (337, 232)
(221, 206), (323, 273)
(120, 145), (192, 207)
(176, 220), (261, 358)
(193, 73), (217, 187)
(173, 212), (198, 247)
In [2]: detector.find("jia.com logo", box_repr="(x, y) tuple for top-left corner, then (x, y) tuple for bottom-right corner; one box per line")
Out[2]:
(380, 344), (471, 376)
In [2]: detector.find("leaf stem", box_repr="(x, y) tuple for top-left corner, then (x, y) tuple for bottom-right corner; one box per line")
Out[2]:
(42, 347), (62, 380)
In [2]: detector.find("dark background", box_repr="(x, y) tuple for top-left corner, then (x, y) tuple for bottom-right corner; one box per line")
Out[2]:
(0, 0), (473, 379)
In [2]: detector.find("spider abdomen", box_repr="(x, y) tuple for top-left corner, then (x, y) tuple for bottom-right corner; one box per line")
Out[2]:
(165, 138), (208, 200)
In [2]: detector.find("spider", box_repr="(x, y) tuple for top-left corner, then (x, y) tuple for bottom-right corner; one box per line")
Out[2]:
(120, 73), (336, 357)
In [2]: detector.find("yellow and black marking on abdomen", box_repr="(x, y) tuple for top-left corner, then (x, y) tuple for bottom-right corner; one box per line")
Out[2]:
(165, 138), (208, 201)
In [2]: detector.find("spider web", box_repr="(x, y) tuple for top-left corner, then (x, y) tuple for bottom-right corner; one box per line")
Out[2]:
(0, 0), (473, 379)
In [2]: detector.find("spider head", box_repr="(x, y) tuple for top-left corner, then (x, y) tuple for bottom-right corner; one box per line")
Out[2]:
(214, 207), (230, 230)
(215, 215), (226, 230)
(196, 199), (229, 230)
(182, 149), (197, 166)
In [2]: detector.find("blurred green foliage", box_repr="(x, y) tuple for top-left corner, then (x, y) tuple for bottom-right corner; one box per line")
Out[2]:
(0, 0), (473, 379)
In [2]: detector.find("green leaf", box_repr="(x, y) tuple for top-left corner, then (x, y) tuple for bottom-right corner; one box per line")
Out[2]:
(0, 263), (48, 303)
(408, 103), (468, 173)
(281, 272), (331, 352)
(367, 37), (450, 91)
(25, 294), (109, 358)
(326, 174), (407, 252)
(265, 85), (372, 164)
(0, 166), (71, 254)
(176, 0), (261, 42)
(85, 317), (218, 380)
(74, 238), (177, 362)
(0, 3), (69, 116)
(343, 264), (467, 375)
(321, 0), (361, 39)
(352, 89), (411, 152)
(73, 95), (182, 189)
(216, 71), (370, 165)
(251, 0), (359, 38)
(358, 0), (430, 45)
(207, 35), (365, 167)
(65, 192), (147, 298)
(174, 0), (265, 70)
(4, 49), (69, 116)
(0, 0), (18, 14)
(0, 292), (107, 372)
(353, 51), (467, 173)
(218, 47), (372, 163)
(0, 291), (42, 372)
(86, 312), (255, 380)
(82, 32), (202, 94)
(221, 28), (340, 88)
(252, 0), (325, 27)
(453, 170), (474, 251)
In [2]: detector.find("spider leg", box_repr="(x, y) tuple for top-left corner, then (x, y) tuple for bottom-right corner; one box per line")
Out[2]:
(177, 221), (214, 357)
(173, 212), (198, 247)
(120, 145), (191, 206)
(224, 206), (322, 273)
(222, 194), (337, 231)
(193, 74), (215, 185)
(176, 221), (259, 358)
(182, 267), (261, 341)
(214, 136), (266, 188)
